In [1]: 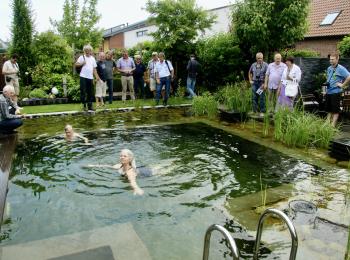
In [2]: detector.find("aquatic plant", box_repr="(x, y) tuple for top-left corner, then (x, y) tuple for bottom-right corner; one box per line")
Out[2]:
(192, 92), (218, 118)
(274, 108), (339, 148)
(215, 82), (252, 113)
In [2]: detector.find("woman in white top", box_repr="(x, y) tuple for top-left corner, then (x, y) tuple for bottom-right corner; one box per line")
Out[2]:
(276, 57), (302, 110)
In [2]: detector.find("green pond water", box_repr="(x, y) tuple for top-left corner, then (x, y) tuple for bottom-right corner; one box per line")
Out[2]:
(0, 109), (347, 259)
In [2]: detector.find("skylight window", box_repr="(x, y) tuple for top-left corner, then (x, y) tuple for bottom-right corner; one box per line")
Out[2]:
(320, 12), (341, 26)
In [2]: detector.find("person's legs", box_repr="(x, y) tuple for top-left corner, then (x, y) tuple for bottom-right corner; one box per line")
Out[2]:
(252, 83), (259, 113)
(80, 77), (87, 110)
(268, 88), (277, 113)
(12, 78), (20, 107)
(163, 76), (171, 105)
(86, 79), (94, 110)
(259, 88), (266, 113)
(140, 78), (145, 99)
(0, 119), (23, 133)
(133, 78), (139, 99)
(186, 77), (196, 98)
(121, 76), (127, 101)
(95, 80), (102, 107)
(155, 80), (163, 105)
(128, 76), (135, 100)
(190, 78), (197, 97)
(150, 78), (156, 97)
(106, 79), (113, 104)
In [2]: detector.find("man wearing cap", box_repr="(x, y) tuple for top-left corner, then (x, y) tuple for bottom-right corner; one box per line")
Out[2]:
(147, 52), (159, 97)
(117, 49), (135, 101)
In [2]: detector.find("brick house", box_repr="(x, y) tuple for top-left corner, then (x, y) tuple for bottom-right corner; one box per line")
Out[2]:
(295, 0), (350, 57)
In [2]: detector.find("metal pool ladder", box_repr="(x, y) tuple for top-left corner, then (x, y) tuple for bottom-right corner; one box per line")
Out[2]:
(202, 208), (298, 260)
(203, 224), (240, 260)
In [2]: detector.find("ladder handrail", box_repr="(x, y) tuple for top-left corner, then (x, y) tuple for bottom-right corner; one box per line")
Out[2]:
(253, 208), (298, 260)
(203, 224), (240, 260)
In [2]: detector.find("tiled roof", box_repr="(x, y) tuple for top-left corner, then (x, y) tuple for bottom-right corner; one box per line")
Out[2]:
(305, 0), (350, 38)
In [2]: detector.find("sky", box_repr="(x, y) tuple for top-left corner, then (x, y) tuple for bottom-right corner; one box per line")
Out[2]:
(0, 0), (233, 41)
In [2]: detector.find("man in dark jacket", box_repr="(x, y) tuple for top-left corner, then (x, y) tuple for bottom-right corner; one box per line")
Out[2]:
(133, 55), (146, 99)
(0, 85), (23, 134)
(186, 54), (200, 98)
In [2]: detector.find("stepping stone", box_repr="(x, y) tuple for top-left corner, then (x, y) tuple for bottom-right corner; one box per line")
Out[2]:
(0, 222), (151, 260)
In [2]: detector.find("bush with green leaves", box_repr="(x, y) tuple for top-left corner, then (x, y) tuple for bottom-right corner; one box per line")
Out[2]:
(196, 33), (247, 91)
(280, 48), (320, 59)
(215, 82), (252, 113)
(338, 35), (350, 58)
(29, 88), (48, 99)
(192, 92), (217, 118)
(274, 108), (338, 148)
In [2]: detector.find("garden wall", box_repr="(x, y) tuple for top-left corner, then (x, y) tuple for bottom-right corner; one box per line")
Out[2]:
(295, 57), (350, 94)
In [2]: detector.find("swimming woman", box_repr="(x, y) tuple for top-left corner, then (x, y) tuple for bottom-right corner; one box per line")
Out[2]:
(87, 149), (145, 195)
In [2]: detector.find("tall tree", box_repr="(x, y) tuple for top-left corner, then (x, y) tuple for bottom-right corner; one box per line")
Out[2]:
(10, 0), (34, 84)
(232, 0), (310, 58)
(51, 0), (102, 50)
(145, 0), (215, 79)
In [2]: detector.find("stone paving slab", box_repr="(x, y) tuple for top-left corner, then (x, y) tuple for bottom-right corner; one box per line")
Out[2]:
(0, 222), (151, 260)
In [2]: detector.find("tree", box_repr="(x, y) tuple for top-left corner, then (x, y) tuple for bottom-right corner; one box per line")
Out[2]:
(232, 0), (310, 58)
(51, 0), (102, 50)
(145, 0), (216, 79)
(196, 33), (247, 91)
(338, 35), (350, 58)
(10, 0), (35, 84)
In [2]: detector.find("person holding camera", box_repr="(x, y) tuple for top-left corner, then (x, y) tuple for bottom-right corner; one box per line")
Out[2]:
(248, 52), (268, 116)
(2, 54), (20, 107)
(154, 52), (174, 106)
(325, 53), (350, 127)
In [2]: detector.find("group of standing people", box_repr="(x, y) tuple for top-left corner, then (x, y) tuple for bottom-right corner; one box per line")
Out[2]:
(249, 52), (301, 115)
(248, 52), (350, 126)
(75, 45), (201, 109)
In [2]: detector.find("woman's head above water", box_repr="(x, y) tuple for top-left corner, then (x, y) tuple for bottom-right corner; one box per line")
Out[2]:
(119, 149), (136, 169)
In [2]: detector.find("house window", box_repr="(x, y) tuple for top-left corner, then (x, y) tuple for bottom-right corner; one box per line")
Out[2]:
(320, 12), (341, 26)
(136, 30), (148, 37)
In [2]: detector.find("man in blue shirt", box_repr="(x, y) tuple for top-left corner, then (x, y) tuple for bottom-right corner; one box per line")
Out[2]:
(326, 53), (350, 126)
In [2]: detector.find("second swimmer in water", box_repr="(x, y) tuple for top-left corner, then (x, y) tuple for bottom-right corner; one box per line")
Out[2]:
(86, 149), (148, 195)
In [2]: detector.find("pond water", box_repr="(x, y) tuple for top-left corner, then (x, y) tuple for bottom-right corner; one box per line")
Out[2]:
(0, 109), (347, 259)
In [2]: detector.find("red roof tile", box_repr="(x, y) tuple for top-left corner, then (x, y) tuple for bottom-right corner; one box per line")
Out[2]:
(305, 0), (350, 38)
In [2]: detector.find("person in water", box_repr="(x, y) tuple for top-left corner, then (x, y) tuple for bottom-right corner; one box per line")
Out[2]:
(87, 149), (147, 195)
(64, 124), (90, 144)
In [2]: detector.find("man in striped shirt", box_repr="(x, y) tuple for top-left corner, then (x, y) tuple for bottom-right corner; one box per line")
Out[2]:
(0, 85), (23, 134)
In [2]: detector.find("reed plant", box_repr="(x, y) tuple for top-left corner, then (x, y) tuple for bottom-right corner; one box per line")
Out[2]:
(192, 92), (218, 118)
(274, 107), (338, 148)
(215, 81), (252, 113)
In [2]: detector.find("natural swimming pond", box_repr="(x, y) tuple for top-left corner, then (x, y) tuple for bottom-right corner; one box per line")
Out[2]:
(0, 109), (348, 259)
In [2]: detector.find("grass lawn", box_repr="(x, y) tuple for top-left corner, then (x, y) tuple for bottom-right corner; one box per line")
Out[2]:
(22, 97), (192, 114)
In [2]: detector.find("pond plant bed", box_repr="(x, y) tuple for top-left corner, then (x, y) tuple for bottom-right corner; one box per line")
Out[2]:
(19, 98), (69, 106)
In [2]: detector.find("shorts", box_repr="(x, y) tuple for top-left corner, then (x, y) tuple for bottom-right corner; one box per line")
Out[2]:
(150, 78), (156, 91)
(95, 80), (107, 98)
(325, 93), (341, 113)
(136, 166), (153, 177)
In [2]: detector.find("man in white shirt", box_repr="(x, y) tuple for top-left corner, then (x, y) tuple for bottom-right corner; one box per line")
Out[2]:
(75, 44), (101, 111)
(2, 54), (20, 106)
(155, 52), (174, 106)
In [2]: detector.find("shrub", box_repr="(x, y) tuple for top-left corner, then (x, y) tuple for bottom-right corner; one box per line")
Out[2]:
(274, 108), (338, 148)
(29, 88), (48, 99)
(192, 92), (218, 118)
(196, 33), (247, 91)
(338, 35), (350, 58)
(280, 48), (320, 58)
(215, 81), (252, 113)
